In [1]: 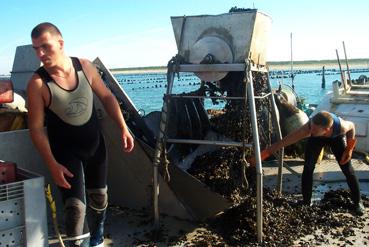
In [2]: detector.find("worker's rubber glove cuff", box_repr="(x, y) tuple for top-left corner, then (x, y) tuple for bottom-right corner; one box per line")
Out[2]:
(346, 138), (356, 151)
(260, 149), (272, 161)
(339, 139), (356, 164)
(249, 149), (271, 166)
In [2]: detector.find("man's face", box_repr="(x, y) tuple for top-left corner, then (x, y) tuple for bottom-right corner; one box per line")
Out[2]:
(32, 32), (63, 68)
(310, 122), (330, 137)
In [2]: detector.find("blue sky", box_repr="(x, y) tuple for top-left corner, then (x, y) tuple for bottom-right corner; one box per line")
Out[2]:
(1, 0), (368, 74)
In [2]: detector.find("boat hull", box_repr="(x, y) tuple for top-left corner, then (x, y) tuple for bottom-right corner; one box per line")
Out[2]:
(313, 91), (369, 153)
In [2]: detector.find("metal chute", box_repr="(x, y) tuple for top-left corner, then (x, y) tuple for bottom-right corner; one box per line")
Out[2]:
(188, 36), (233, 81)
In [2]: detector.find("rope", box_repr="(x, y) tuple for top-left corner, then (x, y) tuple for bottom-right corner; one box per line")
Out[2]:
(45, 184), (65, 247)
(167, 55), (183, 81)
(160, 55), (187, 183)
(241, 151), (249, 190)
(241, 74), (250, 190)
(162, 142), (171, 182)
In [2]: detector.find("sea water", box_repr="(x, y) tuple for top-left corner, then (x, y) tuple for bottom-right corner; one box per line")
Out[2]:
(115, 70), (369, 115)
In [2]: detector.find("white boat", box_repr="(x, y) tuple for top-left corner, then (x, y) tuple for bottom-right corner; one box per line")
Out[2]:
(312, 77), (369, 153)
(0, 9), (369, 247)
(0, 9), (272, 246)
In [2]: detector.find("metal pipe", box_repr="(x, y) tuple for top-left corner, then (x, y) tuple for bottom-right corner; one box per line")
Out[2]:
(178, 63), (245, 72)
(152, 64), (175, 229)
(166, 138), (252, 147)
(350, 84), (369, 89)
(153, 160), (160, 229)
(246, 64), (263, 243)
(342, 41), (352, 87)
(290, 33), (295, 90)
(170, 95), (245, 100)
(169, 93), (271, 100)
(152, 113), (164, 228)
(266, 75), (284, 194)
(254, 93), (272, 99)
(336, 49), (348, 93)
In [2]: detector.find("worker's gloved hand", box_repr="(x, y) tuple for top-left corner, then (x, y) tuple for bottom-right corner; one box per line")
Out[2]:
(339, 138), (356, 165)
(249, 149), (272, 166)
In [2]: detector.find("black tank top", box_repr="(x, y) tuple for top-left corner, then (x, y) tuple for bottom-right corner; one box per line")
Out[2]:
(35, 57), (101, 155)
(329, 113), (341, 138)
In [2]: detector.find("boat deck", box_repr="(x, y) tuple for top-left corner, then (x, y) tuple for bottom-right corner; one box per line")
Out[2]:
(49, 157), (369, 246)
(264, 157), (369, 196)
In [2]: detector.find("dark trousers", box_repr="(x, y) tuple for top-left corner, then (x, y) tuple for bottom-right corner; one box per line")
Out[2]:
(302, 135), (361, 205)
(51, 134), (107, 242)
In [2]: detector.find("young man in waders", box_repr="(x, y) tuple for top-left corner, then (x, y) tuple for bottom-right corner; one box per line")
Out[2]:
(254, 111), (365, 215)
(27, 22), (134, 247)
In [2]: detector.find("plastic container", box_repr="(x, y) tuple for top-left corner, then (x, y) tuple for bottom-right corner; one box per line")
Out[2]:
(0, 166), (48, 246)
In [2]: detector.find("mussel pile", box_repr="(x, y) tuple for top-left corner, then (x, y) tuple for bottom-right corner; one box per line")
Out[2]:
(188, 144), (367, 246)
(185, 71), (369, 246)
(188, 146), (253, 204)
(183, 189), (368, 246)
(209, 71), (271, 147)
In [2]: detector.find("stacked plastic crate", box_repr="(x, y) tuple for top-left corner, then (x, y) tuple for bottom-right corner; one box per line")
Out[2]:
(0, 161), (47, 247)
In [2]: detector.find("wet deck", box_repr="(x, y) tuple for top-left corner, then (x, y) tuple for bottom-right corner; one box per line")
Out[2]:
(263, 157), (369, 196)
(49, 157), (369, 246)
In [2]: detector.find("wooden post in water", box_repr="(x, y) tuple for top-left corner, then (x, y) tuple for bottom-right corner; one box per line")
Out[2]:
(321, 66), (326, 89)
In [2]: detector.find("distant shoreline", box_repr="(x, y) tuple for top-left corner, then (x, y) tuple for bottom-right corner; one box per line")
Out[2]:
(110, 58), (369, 74)
(2, 59), (367, 77)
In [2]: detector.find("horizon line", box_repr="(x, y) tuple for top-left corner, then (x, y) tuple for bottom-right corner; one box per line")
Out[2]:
(110, 58), (369, 71)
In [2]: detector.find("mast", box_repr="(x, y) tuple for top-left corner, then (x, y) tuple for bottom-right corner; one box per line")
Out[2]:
(290, 32), (295, 90)
(342, 41), (352, 87)
(336, 49), (348, 93)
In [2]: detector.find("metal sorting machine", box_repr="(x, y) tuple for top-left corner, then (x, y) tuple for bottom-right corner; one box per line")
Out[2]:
(150, 9), (283, 243)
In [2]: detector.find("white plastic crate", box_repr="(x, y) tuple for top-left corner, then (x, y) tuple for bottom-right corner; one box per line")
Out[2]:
(0, 168), (47, 247)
